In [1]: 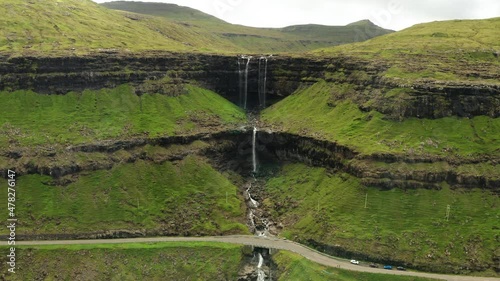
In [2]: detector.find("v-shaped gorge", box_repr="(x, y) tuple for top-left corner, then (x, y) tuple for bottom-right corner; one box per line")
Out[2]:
(0, 20), (499, 275)
(0, 79), (498, 276)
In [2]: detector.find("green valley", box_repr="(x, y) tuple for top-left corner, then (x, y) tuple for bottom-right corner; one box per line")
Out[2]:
(0, 0), (498, 279)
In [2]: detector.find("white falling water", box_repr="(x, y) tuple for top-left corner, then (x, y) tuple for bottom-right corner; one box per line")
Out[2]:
(246, 185), (259, 208)
(248, 210), (255, 228)
(257, 253), (265, 281)
(263, 57), (268, 108)
(244, 56), (251, 109)
(249, 194), (259, 208)
(258, 56), (269, 108)
(238, 58), (244, 108)
(258, 58), (262, 107)
(252, 127), (257, 173)
(257, 253), (264, 268)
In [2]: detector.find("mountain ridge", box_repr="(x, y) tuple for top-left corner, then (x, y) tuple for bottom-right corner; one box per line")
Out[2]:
(100, 1), (394, 52)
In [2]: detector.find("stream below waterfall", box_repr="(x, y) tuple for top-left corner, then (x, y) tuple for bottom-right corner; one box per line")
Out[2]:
(238, 55), (276, 280)
(241, 126), (277, 280)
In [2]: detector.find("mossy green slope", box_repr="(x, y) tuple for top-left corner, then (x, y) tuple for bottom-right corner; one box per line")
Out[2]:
(0, 242), (243, 280)
(262, 81), (500, 158)
(0, 0), (242, 55)
(275, 251), (439, 281)
(0, 156), (248, 235)
(265, 163), (499, 274)
(320, 18), (500, 55)
(315, 18), (500, 82)
(0, 242), (440, 281)
(0, 84), (246, 147)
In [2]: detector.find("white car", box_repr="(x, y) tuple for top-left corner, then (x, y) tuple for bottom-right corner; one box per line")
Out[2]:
(350, 260), (360, 265)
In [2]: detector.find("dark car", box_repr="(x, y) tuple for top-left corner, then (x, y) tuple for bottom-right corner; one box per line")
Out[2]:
(369, 263), (378, 268)
(397, 266), (406, 271)
(384, 265), (392, 270)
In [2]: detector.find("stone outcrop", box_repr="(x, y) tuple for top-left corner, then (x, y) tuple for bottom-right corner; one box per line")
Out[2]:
(1, 130), (497, 192)
(1, 52), (498, 117)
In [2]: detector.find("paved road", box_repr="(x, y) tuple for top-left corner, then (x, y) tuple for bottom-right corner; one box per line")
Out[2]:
(3, 235), (499, 281)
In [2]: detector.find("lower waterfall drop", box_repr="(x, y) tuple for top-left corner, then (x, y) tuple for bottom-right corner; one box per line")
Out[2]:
(252, 127), (257, 174)
(257, 253), (266, 281)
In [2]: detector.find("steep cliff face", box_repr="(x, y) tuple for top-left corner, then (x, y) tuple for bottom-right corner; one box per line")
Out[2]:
(2, 129), (496, 193)
(1, 53), (498, 117)
(0, 53), (239, 99)
(1, 52), (497, 193)
(0, 53), (325, 109)
(255, 131), (498, 192)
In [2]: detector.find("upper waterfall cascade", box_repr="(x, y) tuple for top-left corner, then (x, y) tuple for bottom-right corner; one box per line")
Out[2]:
(237, 55), (271, 110)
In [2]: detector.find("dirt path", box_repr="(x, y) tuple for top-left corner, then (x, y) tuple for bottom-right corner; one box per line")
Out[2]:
(3, 235), (499, 281)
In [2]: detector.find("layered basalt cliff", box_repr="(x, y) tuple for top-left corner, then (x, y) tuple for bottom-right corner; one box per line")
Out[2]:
(0, 53), (316, 107)
(1, 129), (497, 193)
(254, 131), (498, 192)
(1, 52), (498, 117)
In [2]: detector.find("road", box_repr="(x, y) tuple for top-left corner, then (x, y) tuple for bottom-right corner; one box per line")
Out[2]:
(3, 235), (499, 281)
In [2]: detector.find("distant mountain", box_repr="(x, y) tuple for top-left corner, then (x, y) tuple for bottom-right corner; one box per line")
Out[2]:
(102, 1), (226, 24)
(280, 21), (392, 43)
(320, 17), (500, 54)
(315, 17), (500, 82)
(101, 1), (394, 53)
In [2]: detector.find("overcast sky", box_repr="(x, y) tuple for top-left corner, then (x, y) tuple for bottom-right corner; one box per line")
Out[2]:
(93, 0), (500, 30)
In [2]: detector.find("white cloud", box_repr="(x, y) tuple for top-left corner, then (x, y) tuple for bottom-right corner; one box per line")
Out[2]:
(93, 0), (500, 30)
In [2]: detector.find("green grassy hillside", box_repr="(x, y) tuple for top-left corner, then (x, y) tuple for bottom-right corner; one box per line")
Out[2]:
(262, 81), (500, 158)
(315, 18), (500, 82)
(0, 242), (244, 280)
(0, 242), (440, 281)
(0, 156), (248, 236)
(0, 0), (393, 55)
(275, 251), (439, 281)
(0, 0), (242, 55)
(319, 18), (500, 55)
(260, 19), (499, 275)
(0, 84), (246, 148)
(101, 1), (393, 53)
(265, 163), (499, 274)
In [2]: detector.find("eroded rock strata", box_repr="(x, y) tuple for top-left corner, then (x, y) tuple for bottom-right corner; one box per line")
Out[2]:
(1, 53), (498, 117)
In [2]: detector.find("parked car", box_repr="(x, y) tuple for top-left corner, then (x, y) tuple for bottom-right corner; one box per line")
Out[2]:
(397, 266), (406, 271)
(384, 265), (393, 270)
(350, 259), (360, 265)
(369, 263), (378, 268)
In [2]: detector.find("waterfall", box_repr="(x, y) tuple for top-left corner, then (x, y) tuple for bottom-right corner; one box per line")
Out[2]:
(248, 210), (255, 228)
(263, 57), (267, 108)
(257, 253), (265, 281)
(244, 56), (251, 110)
(258, 56), (268, 108)
(252, 127), (257, 173)
(238, 58), (244, 108)
(238, 55), (269, 109)
(249, 195), (259, 208)
(258, 58), (262, 107)
(246, 185), (259, 208)
(238, 55), (251, 109)
(257, 253), (264, 268)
